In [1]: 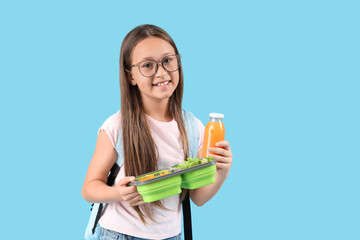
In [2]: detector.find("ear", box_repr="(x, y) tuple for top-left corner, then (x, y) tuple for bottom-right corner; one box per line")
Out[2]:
(127, 73), (136, 86)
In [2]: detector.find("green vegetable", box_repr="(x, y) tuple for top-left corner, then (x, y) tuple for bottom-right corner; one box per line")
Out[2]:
(175, 156), (214, 170)
(203, 156), (214, 163)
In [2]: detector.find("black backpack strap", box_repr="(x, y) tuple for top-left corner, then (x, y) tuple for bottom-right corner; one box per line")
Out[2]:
(182, 192), (193, 240)
(92, 203), (103, 234)
(182, 110), (196, 240)
(92, 163), (121, 234)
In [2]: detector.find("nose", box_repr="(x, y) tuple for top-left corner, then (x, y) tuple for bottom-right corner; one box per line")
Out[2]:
(154, 62), (168, 77)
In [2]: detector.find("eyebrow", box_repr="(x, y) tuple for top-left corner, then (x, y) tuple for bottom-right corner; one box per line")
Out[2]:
(139, 52), (175, 62)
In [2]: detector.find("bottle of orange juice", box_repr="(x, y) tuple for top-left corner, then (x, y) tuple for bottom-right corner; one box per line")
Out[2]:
(202, 113), (225, 157)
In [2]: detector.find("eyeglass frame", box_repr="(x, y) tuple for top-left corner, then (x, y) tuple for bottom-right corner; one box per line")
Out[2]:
(129, 54), (182, 77)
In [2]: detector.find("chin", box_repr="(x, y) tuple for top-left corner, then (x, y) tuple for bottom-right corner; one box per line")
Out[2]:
(158, 90), (175, 100)
(160, 94), (172, 99)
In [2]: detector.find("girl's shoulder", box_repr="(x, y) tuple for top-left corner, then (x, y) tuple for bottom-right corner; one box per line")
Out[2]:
(183, 110), (205, 130)
(194, 117), (205, 131)
(98, 111), (121, 148)
(183, 111), (205, 150)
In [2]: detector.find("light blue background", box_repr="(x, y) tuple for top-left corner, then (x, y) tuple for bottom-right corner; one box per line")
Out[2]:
(1, 1), (359, 239)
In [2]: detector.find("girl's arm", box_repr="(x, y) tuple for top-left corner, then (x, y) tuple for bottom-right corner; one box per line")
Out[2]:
(189, 141), (233, 206)
(81, 130), (145, 206)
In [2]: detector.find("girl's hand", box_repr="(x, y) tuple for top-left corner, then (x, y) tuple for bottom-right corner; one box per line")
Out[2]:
(208, 140), (233, 178)
(115, 176), (146, 206)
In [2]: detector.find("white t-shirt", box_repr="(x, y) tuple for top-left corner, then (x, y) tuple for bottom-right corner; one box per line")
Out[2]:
(98, 111), (205, 239)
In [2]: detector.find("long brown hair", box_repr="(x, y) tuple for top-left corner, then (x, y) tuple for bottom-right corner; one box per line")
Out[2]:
(119, 24), (189, 224)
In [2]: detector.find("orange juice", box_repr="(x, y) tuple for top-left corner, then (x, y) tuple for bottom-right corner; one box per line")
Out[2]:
(202, 113), (225, 157)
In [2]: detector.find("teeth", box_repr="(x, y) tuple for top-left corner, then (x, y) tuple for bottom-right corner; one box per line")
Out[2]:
(156, 81), (169, 86)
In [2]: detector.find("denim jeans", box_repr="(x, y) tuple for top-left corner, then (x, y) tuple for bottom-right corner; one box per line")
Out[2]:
(91, 224), (182, 240)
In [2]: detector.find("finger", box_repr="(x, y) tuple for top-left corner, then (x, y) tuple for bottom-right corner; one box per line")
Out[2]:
(128, 194), (144, 205)
(120, 185), (138, 195)
(215, 141), (231, 150)
(123, 190), (141, 201)
(209, 147), (232, 157)
(118, 176), (135, 186)
(210, 154), (232, 164)
(216, 162), (230, 170)
(131, 200), (147, 206)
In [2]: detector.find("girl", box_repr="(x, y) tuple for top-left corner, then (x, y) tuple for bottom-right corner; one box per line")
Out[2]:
(82, 24), (233, 240)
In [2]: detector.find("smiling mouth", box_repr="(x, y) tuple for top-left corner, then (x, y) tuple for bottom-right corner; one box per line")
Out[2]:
(153, 80), (171, 87)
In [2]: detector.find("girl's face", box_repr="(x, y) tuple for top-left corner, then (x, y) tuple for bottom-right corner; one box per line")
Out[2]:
(130, 37), (180, 103)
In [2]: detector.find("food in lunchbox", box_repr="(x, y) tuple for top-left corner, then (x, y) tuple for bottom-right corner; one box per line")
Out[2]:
(138, 170), (171, 182)
(175, 156), (214, 170)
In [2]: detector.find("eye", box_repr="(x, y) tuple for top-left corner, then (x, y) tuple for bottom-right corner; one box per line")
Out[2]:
(163, 57), (173, 63)
(141, 61), (154, 69)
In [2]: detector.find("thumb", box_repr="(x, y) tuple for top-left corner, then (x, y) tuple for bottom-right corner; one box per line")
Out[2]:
(118, 176), (135, 186)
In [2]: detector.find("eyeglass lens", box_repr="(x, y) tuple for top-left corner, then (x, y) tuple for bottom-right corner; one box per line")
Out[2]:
(139, 55), (179, 77)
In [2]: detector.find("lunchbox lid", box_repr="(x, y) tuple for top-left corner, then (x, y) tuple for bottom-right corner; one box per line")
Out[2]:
(129, 160), (217, 186)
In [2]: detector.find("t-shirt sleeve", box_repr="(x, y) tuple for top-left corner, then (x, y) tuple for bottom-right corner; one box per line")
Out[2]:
(98, 111), (121, 148)
(195, 117), (205, 151)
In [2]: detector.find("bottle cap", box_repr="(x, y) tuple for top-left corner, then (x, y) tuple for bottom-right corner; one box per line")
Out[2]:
(209, 113), (224, 119)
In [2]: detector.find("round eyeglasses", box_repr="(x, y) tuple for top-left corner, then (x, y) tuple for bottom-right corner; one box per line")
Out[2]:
(130, 54), (181, 77)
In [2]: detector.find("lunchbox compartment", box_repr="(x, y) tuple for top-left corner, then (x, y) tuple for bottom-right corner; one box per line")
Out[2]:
(136, 175), (182, 203)
(181, 164), (216, 189)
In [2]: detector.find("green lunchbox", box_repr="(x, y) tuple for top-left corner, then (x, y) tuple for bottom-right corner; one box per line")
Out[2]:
(129, 160), (217, 203)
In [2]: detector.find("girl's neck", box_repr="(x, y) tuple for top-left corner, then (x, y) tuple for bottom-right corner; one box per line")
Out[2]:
(142, 99), (172, 122)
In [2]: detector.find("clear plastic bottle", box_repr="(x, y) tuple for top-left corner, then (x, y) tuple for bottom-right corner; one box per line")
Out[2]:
(202, 113), (225, 158)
